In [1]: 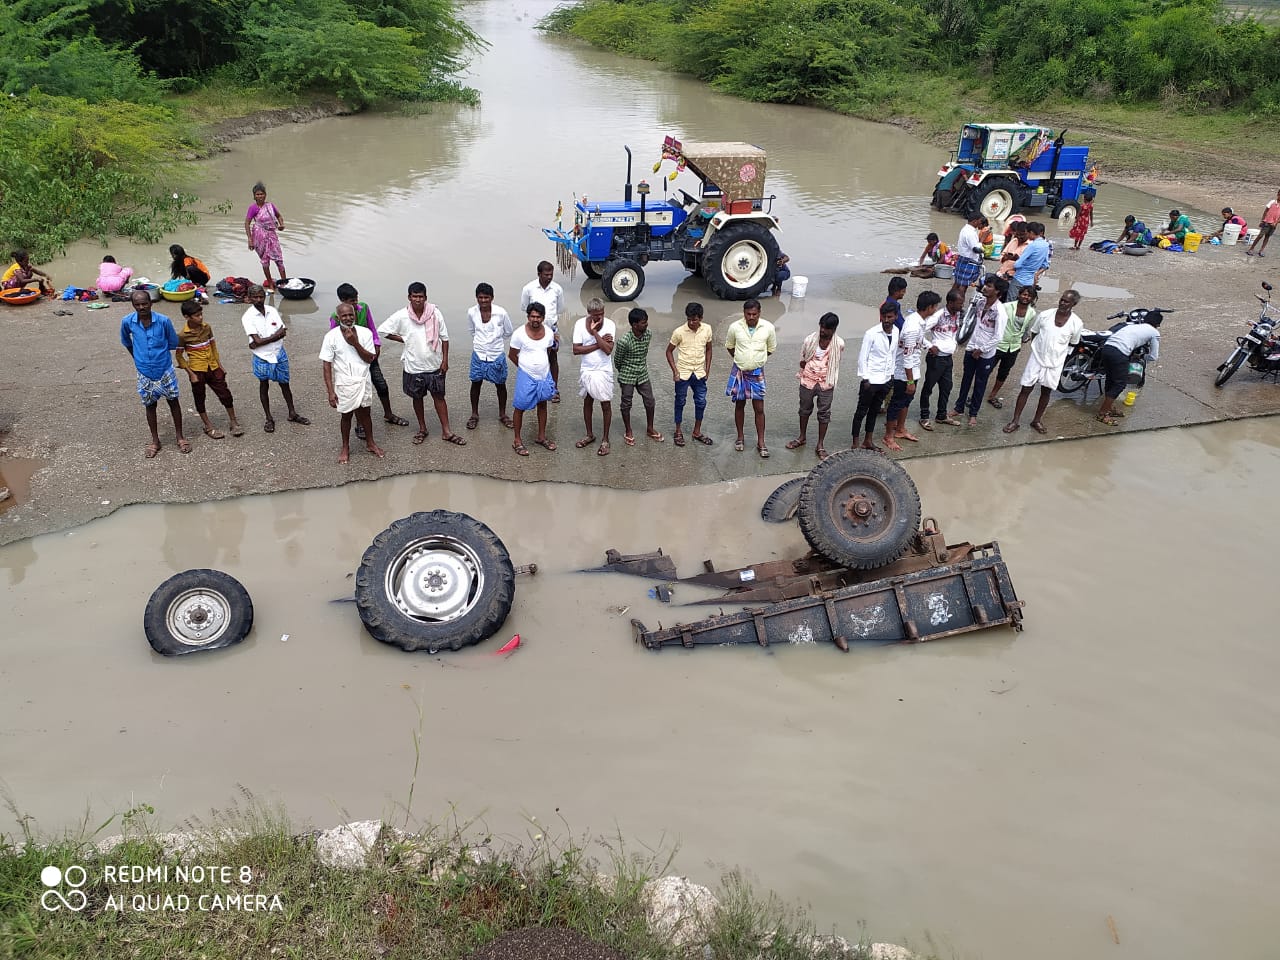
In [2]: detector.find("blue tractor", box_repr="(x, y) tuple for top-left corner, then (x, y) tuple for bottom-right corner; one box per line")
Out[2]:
(543, 137), (781, 302)
(932, 124), (1092, 230)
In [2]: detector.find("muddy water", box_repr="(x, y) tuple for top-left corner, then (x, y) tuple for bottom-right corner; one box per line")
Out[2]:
(3, 420), (1279, 960)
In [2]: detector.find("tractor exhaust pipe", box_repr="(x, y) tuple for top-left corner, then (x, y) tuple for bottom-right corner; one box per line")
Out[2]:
(624, 145), (632, 204)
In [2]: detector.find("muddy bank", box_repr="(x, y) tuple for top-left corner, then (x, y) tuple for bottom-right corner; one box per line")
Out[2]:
(202, 99), (354, 151)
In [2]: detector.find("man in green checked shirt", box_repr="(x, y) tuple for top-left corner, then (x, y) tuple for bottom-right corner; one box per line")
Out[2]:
(612, 307), (664, 446)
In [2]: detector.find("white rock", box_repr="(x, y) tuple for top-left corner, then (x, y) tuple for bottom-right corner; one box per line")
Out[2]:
(314, 820), (382, 869)
(642, 875), (719, 948)
(869, 944), (916, 960)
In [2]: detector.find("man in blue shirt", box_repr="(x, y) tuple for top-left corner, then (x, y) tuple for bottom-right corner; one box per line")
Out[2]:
(120, 288), (189, 457)
(1008, 221), (1050, 302)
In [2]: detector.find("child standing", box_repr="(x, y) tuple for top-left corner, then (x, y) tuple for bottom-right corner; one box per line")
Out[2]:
(176, 300), (243, 439)
(1069, 189), (1096, 250)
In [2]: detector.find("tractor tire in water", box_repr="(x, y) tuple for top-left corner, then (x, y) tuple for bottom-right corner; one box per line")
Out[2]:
(1053, 201), (1080, 232)
(1214, 347), (1246, 387)
(968, 179), (1018, 222)
(582, 261), (606, 280)
(1057, 352), (1093, 393)
(797, 451), (922, 570)
(702, 222), (780, 300)
(600, 259), (645, 302)
(355, 510), (515, 653)
(760, 477), (805, 524)
(144, 569), (254, 656)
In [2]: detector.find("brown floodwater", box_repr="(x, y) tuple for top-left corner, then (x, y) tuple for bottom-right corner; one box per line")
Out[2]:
(3, 421), (1279, 960)
(18, 1), (1271, 957)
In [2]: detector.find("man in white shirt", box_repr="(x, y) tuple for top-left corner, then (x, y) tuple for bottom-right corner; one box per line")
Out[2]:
(849, 303), (900, 451)
(885, 290), (941, 450)
(320, 301), (383, 464)
(519, 260), (565, 401)
(952, 213), (986, 298)
(572, 297), (617, 456)
(1096, 313), (1161, 425)
(242, 283), (309, 433)
(466, 281), (514, 432)
(1005, 289), (1084, 435)
(950, 275), (1008, 425)
(918, 288), (964, 430)
(378, 282), (464, 447)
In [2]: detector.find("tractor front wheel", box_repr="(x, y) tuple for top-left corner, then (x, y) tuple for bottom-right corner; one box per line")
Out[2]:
(969, 179), (1018, 222)
(601, 259), (645, 302)
(582, 261), (606, 280)
(702, 222), (779, 300)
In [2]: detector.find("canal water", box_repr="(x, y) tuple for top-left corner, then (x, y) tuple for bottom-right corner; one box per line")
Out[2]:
(14, 1), (1273, 958)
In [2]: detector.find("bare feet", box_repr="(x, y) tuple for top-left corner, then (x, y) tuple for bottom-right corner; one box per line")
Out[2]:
(338, 447), (350, 464)
(967, 416), (978, 427)
(366, 441), (386, 458)
(860, 441), (883, 452)
(897, 431), (919, 443)
(883, 438), (903, 452)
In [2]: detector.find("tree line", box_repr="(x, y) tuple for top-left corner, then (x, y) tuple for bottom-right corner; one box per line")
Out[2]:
(540, 0), (1280, 113)
(0, 0), (482, 259)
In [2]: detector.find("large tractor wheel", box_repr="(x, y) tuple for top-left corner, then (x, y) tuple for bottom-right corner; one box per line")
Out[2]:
(601, 259), (645, 302)
(1053, 201), (1080, 232)
(582, 261), (606, 280)
(702, 222), (779, 300)
(355, 510), (515, 653)
(797, 451), (922, 570)
(144, 569), (254, 656)
(968, 179), (1018, 222)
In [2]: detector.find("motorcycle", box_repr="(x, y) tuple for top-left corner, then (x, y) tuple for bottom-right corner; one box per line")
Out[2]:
(1214, 282), (1280, 387)
(1057, 307), (1172, 396)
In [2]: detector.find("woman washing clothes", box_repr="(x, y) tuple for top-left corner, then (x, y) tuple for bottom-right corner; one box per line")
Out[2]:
(97, 255), (134, 294)
(170, 244), (211, 286)
(244, 182), (287, 290)
(2, 249), (53, 295)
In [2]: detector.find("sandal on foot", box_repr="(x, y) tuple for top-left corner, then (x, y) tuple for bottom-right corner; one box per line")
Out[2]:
(597, 441), (610, 456)
(412, 431), (428, 445)
(919, 419), (934, 431)
(385, 414), (410, 426)
(287, 412), (311, 425)
(1096, 414), (1120, 426)
(443, 433), (467, 446)
(551, 392), (561, 403)
(1031, 421), (1049, 434)
(499, 415), (515, 428)
(816, 447), (830, 459)
(264, 418), (276, 433)
(203, 427), (225, 440)
(785, 438), (806, 450)
(145, 442), (161, 459)
(939, 416), (963, 426)
(1003, 423), (1020, 434)
(674, 433), (687, 447)
(988, 396), (1004, 409)
(513, 441), (529, 457)
(465, 415), (480, 430)
(535, 438), (557, 451)
(647, 431), (665, 442)
(734, 440), (745, 452)
(177, 439), (192, 454)
(692, 433), (713, 445)
(758, 445), (770, 458)
(575, 436), (596, 448)
(230, 425), (245, 437)
(624, 435), (636, 447)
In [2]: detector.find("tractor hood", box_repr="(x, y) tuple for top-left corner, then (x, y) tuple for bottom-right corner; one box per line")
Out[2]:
(665, 139), (767, 203)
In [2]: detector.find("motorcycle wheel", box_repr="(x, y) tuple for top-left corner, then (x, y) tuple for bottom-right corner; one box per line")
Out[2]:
(1214, 347), (1246, 387)
(1057, 352), (1093, 393)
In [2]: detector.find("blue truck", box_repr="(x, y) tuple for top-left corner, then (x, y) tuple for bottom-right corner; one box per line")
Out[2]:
(543, 137), (781, 302)
(932, 124), (1092, 230)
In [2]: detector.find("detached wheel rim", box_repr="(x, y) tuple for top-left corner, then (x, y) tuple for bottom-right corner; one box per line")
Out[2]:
(829, 477), (898, 544)
(610, 266), (641, 296)
(385, 535), (484, 622)
(166, 589), (232, 646)
(1058, 206), (1078, 230)
(980, 189), (1014, 221)
(721, 239), (768, 289)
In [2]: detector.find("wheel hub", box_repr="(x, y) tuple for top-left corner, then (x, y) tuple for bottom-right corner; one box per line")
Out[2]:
(843, 493), (879, 526)
(723, 241), (767, 287)
(167, 591), (229, 645)
(396, 548), (476, 620)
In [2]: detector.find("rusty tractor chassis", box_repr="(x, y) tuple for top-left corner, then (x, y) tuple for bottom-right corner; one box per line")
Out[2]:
(593, 522), (1024, 651)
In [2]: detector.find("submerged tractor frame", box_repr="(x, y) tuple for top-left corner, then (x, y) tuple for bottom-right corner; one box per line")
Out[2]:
(543, 136), (781, 302)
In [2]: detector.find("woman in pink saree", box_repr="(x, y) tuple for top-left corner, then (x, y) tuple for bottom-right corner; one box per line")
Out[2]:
(244, 181), (286, 291)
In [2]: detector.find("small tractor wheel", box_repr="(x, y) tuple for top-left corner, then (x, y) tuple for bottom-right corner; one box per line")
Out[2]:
(703, 222), (779, 300)
(969, 179), (1018, 222)
(582, 261), (607, 280)
(1053, 201), (1080, 231)
(797, 451), (922, 570)
(601, 259), (645, 302)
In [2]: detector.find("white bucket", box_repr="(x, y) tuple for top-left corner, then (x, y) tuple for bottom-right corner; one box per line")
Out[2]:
(791, 276), (809, 298)
(1246, 227), (1261, 245)
(1222, 222), (1243, 245)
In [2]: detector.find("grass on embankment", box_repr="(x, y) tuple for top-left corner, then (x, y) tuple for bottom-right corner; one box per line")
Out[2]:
(0, 793), (917, 960)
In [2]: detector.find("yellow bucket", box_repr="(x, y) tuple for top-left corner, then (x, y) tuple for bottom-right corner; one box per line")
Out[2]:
(1183, 232), (1202, 252)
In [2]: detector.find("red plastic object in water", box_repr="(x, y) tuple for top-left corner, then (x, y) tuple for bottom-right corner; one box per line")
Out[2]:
(493, 634), (521, 655)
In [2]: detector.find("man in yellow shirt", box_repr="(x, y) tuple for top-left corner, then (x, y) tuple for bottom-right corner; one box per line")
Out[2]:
(665, 301), (714, 447)
(724, 299), (777, 457)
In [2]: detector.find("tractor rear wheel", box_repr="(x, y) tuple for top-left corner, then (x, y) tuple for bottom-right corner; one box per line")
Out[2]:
(582, 261), (606, 280)
(601, 259), (645, 302)
(969, 179), (1018, 222)
(702, 222), (779, 300)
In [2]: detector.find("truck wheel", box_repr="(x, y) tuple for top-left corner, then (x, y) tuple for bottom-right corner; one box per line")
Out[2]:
(582, 261), (606, 280)
(969, 180), (1017, 222)
(1053, 201), (1080, 231)
(601, 259), (645, 302)
(355, 511), (515, 653)
(797, 451), (921, 570)
(703, 222), (779, 300)
(760, 477), (804, 523)
(144, 569), (254, 656)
